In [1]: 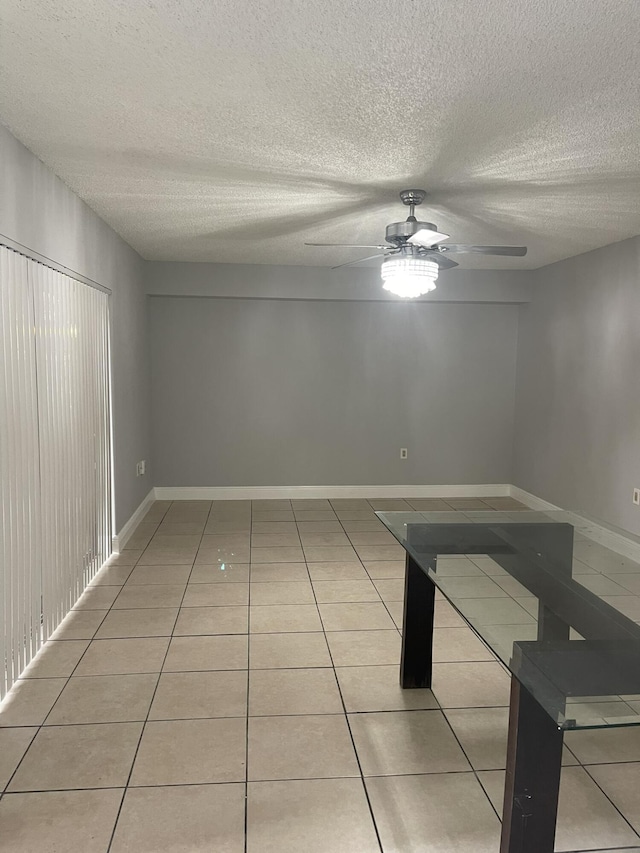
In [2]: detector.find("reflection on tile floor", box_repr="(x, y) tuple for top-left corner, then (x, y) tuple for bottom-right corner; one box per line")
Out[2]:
(1, 496), (640, 851)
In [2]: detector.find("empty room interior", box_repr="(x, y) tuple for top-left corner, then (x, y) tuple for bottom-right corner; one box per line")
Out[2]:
(2, 2), (640, 852)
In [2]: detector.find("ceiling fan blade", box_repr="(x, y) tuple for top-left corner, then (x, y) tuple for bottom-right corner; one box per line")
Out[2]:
(306, 243), (392, 249)
(440, 244), (527, 256)
(406, 228), (450, 247)
(331, 252), (395, 270)
(422, 253), (459, 270)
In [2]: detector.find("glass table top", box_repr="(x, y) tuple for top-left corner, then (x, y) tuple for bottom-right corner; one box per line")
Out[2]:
(376, 510), (640, 731)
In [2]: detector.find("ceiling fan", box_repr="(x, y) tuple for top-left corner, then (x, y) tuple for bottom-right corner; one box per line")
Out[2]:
(306, 189), (527, 297)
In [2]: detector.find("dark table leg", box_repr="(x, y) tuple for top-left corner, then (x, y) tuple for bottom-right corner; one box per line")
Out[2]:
(533, 523), (573, 645)
(501, 676), (564, 853)
(400, 552), (436, 688)
(538, 601), (570, 642)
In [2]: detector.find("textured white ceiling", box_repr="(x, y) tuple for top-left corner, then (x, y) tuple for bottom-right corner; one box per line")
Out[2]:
(1, 0), (640, 268)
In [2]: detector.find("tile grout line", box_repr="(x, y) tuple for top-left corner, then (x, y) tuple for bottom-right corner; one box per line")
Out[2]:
(340, 500), (404, 639)
(309, 499), (385, 853)
(105, 499), (197, 853)
(1, 703), (520, 725)
(0, 766), (540, 796)
(578, 762), (640, 845)
(438, 701), (505, 826)
(102, 499), (174, 851)
(571, 846), (640, 852)
(244, 501), (253, 853)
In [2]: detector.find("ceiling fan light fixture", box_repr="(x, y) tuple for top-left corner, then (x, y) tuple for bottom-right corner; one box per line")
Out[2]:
(380, 257), (439, 298)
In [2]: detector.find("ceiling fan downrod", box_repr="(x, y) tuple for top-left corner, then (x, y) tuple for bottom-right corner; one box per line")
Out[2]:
(386, 190), (440, 246)
(399, 188), (426, 221)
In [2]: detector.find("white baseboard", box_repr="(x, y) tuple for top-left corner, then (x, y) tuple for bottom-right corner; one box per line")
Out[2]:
(112, 489), (156, 553)
(153, 483), (512, 501)
(575, 520), (640, 564)
(508, 485), (562, 512)
(510, 485), (640, 564)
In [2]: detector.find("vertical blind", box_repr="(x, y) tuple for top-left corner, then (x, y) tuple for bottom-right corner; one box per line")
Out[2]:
(0, 246), (111, 698)
(0, 249), (41, 696)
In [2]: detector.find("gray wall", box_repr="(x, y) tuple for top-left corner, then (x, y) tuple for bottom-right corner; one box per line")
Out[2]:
(150, 297), (519, 487)
(513, 236), (640, 535)
(0, 123), (152, 530)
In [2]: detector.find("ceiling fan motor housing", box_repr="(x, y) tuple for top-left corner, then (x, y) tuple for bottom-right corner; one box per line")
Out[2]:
(399, 189), (427, 207)
(385, 220), (439, 246)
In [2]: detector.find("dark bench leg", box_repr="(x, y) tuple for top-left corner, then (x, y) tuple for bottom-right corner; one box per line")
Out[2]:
(501, 676), (564, 853)
(400, 552), (436, 688)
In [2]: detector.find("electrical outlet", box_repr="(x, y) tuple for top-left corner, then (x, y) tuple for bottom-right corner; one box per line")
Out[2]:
(633, 488), (640, 506)
(400, 448), (408, 460)
(136, 460), (146, 477)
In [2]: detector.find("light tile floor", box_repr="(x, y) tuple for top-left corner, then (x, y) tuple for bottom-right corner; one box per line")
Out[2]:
(1, 496), (640, 851)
